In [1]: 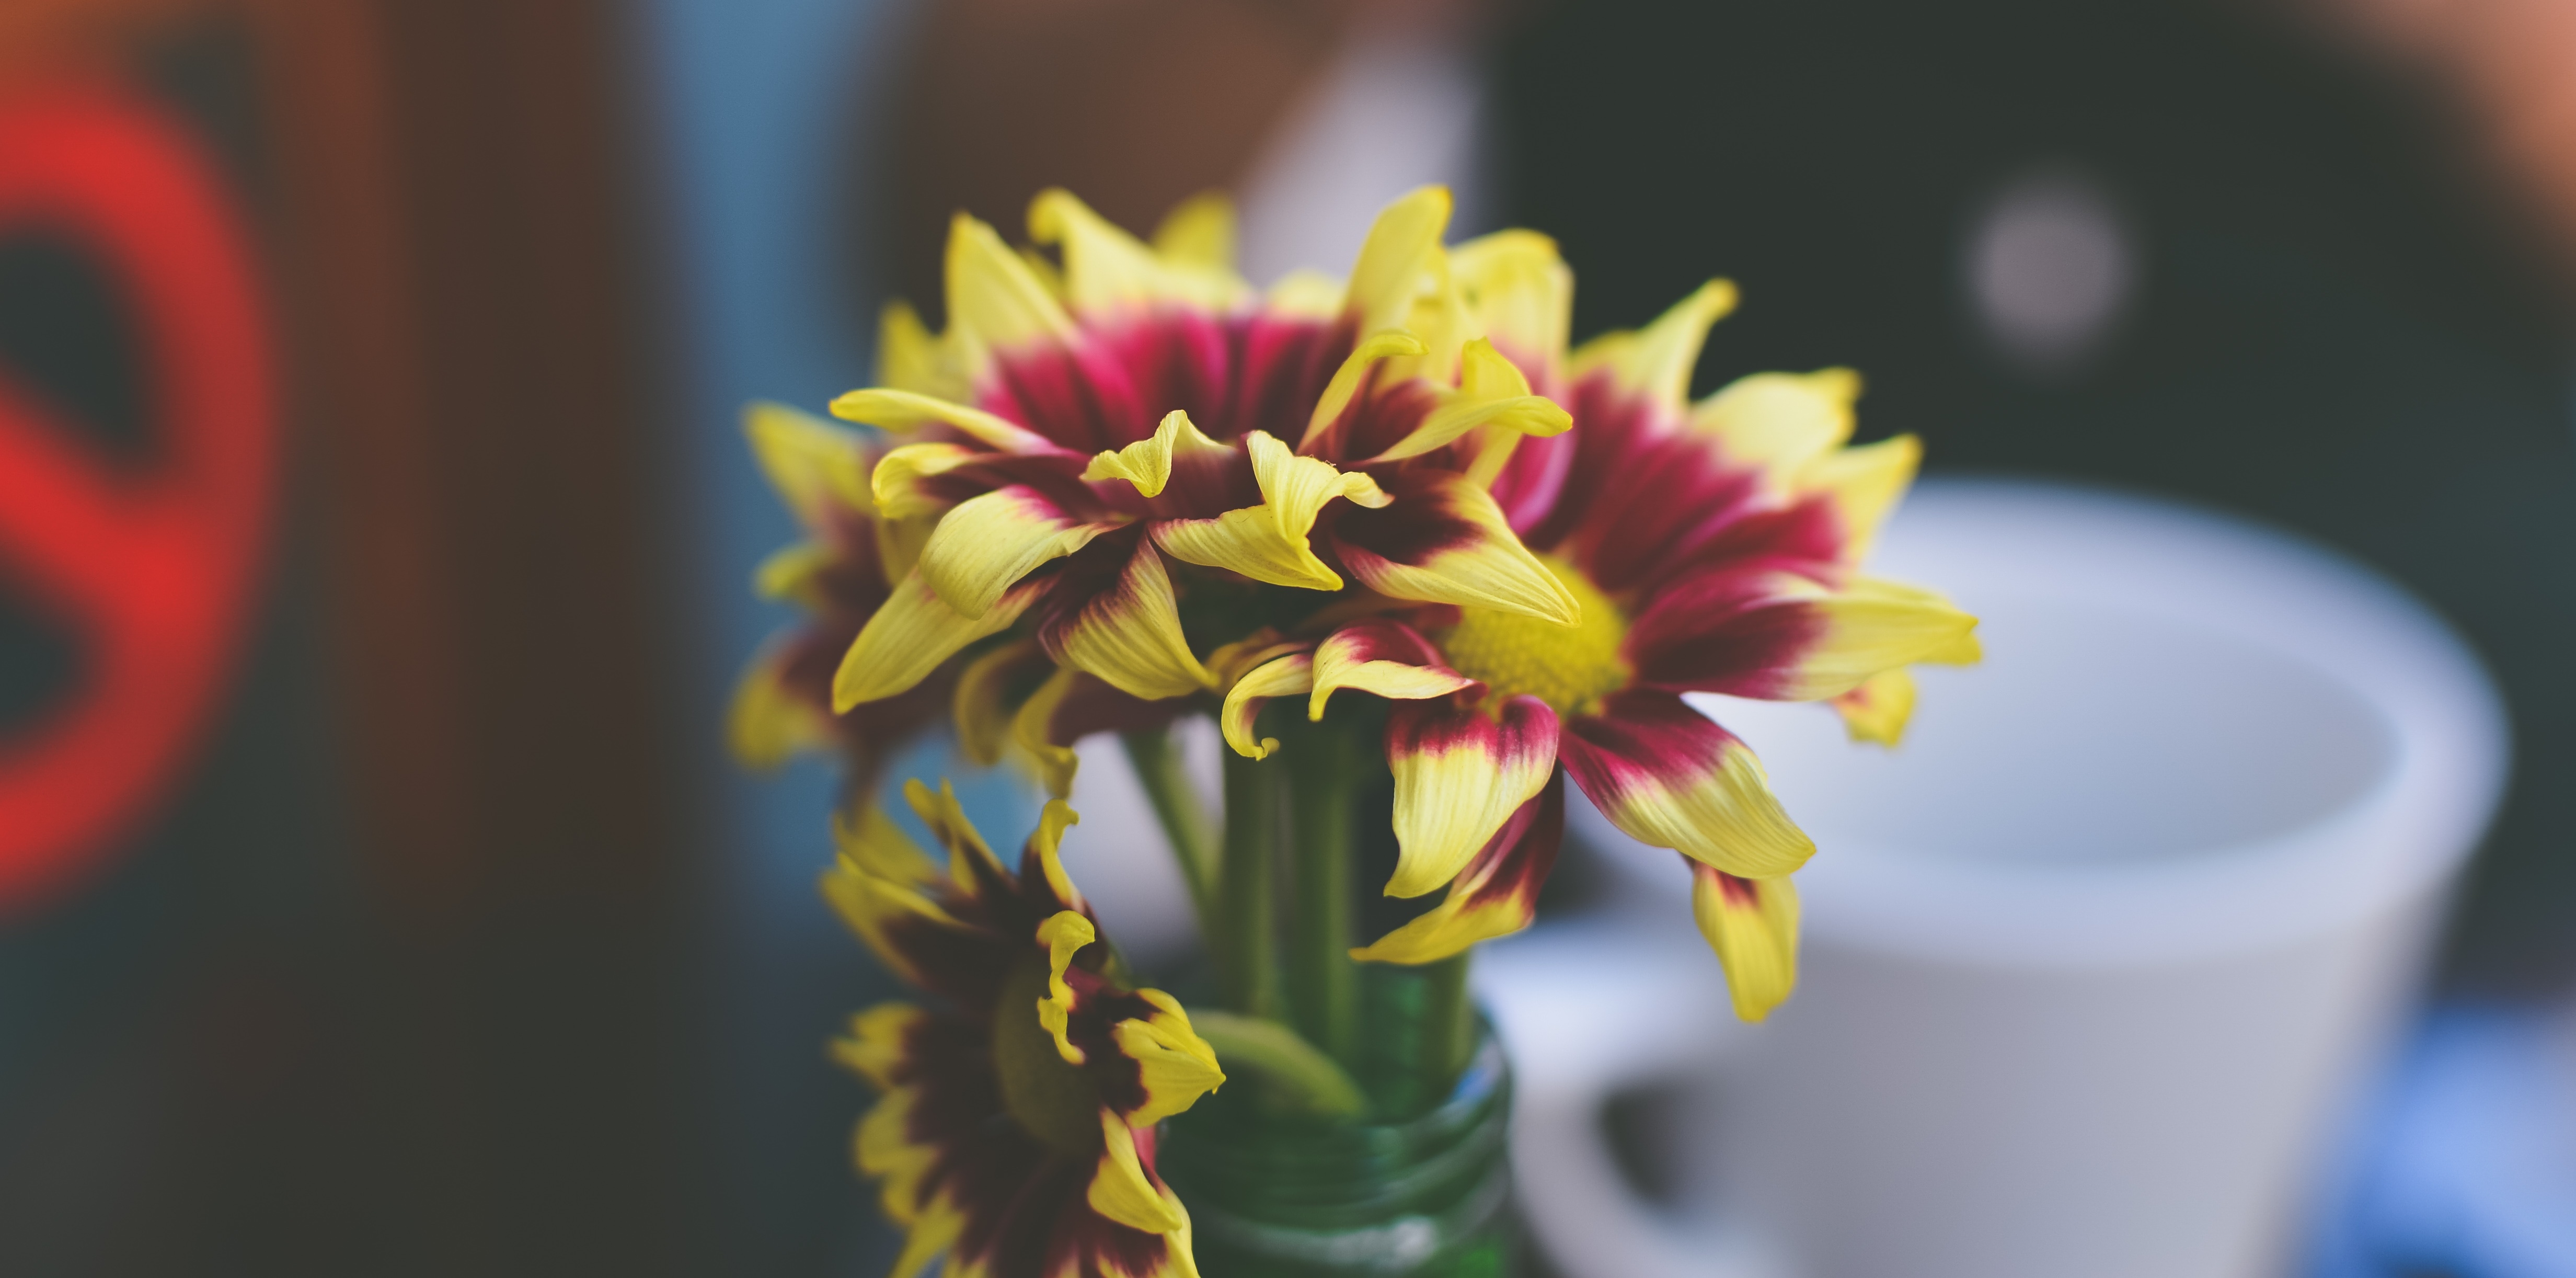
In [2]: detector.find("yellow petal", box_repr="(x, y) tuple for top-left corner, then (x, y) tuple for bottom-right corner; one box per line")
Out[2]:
(1798, 433), (1920, 558)
(1083, 409), (1231, 498)
(904, 776), (1011, 889)
(1362, 339), (1571, 464)
(745, 400), (870, 529)
(1300, 329), (1428, 450)
(1307, 624), (1478, 721)
(834, 799), (939, 884)
(1149, 431), (1384, 591)
(953, 638), (1043, 767)
(870, 441), (981, 519)
(729, 641), (822, 770)
(876, 512), (935, 587)
(829, 1001), (926, 1090)
(1110, 989), (1226, 1127)
(944, 211), (1076, 374)
(1220, 652), (1313, 760)
(1564, 718), (1814, 879)
(1779, 575), (1979, 701)
(1333, 472), (1581, 624)
(1266, 268), (1346, 317)
(1689, 368), (1861, 484)
(1571, 278), (1739, 407)
(1152, 191), (1236, 270)
(1344, 186), (1453, 335)
(876, 299), (964, 400)
(1451, 230), (1572, 374)
(833, 568), (1039, 709)
(1036, 909), (1098, 1064)
(1088, 1110), (1188, 1234)
(1030, 188), (1245, 314)
(1042, 542), (1217, 700)
(1010, 667), (1085, 797)
(917, 487), (1118, 618)
(751, 542), (835, 607)
(820, 854), (970, 985)
(1385, 699), (1560, 898)
(1692, 867), (1801, 1022)
(1832, 667), (1916, 746)
(829, 386), (1057, 455)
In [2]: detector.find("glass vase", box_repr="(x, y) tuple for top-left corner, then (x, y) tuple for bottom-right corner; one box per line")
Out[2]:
(1160, 1011), (1519, 1278)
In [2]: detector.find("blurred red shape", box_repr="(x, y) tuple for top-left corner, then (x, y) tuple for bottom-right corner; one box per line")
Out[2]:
(0, 81), (272, 915)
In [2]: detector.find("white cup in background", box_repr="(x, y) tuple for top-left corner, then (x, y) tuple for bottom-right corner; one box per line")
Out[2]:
(1480, 478), (2509, 1278)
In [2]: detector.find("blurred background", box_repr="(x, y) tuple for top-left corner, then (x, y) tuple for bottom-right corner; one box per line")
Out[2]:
(1, 0), (2572, 1274)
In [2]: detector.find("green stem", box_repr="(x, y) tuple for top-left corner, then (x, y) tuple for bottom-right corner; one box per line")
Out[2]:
(1218, 749), (1283, 1019)
(1187, 1009), (1365, 1118)
(1121, 727), (1218, 934)
(1419, 951), (1475, 1098)
(1284, 724), (1360, 1070)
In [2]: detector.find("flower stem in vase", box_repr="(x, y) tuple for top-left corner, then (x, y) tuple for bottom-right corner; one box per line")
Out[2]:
(1285, 721), (1362, 1070)
(1122, 726), (1218, 933)
(1219, 746), (1284, 1020)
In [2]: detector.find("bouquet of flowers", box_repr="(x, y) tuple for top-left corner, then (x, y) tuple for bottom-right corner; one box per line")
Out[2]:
(735, 186), (1977, 1278)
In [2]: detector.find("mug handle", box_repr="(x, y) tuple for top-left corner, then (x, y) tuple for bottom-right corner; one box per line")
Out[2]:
(1478, 919), (1792, 1278)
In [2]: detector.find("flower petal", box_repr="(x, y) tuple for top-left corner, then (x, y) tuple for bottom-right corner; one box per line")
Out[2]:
(1560, 690), (1813, 878)
(836, 798), (941, 885)
(833, 567), (1042, 709)
(820, 836), (977, 990)
(1308, 618), (1478, 720)
(1038, 909), (1101, 1064)
(944, 210), (1077, 373)
(875, 298), (965, 401)
(830, 386), (1064, 456)
(1330, 470), (1581, 624)
(1352, 777), (1562, 964)
(1029, 188), (1246, 314)
(1081, 409), (1232, 500)
(1220, 651), (1314, 760)
(829, 1001), (927, 1091)
(1628, 571), (1978, 702)
(1690, 863), (1800, 1022)
(1011, 667), (1087, 797)
(1151, 191), (1235, 269)
(1361, 338), (1570, 464)
(1831, 666), (1915, 746)
(1011, 668), (1186, 797)
(871, 441), (983, 520)
(1385, 695), (1560, 898)
(1344, 185), (1452, 335)
(729, 637), (826, 770)
(1298, 328), (1427, 451)
(744, 400), (871, 530)
(1570, 278), (1739, 408)
(1089, 1110), (1189, 1235)
(1451, 230), (1572, 377)
(1108, 989), (1226, 1127)
(1797, 433), (1920, 558)
(919, 486), (1122, 619)
(1148, 431), (1384, 591)
(1039, 540), (1216, 700)
(905, 776), (1015, 892)
(953, 638), (1049, 767)
(1688, 368), (1861, 485)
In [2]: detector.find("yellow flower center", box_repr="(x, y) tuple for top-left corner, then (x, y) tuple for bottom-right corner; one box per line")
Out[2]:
(993, 953), (1103, 1157)
(1436, 555), (1631, 716)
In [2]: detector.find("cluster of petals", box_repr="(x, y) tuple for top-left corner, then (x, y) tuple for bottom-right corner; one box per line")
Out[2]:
(830, 781), (1225, 1278)
(746, 184), (1980, 1022)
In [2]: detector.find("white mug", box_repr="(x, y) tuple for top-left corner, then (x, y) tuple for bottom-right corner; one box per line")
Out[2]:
(1479, 477), (2509, 1278)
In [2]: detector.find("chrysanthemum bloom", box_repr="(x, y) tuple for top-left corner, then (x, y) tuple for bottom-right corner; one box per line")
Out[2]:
(830, 186), (1583, 735)
(1222, 246), (1980, 1020)
(729, 402), (954, 792)
(831, 780), (1226, 1278)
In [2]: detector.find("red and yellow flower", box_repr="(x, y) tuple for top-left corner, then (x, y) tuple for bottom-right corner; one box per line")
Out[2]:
(830, 780), (1226, 1278)
(1220, 242), (1980, 1020)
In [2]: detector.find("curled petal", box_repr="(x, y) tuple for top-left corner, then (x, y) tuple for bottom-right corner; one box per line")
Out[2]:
(1300, 328), (1427, 450)
(1385, 695), (1560, 898)
(744, 401), (870, 530)
(1089, 1111), (1190, 1236)
(829, 385), (1063, 456)
(1688, 368), (1861, 485)
(1570, 278), (1739, 408)
(1152, 191), (1236, 269)
(1353, 777), (1562, 964)
(919, 486), (1121, 619)
(944, 211), (1077, 373)
(1798, 433), (1920, 559)
(1028, 798), (1087, 914)
(1081, 408), (1235, 499)
(819, 838), (974, 990)
(871, 441), (982, 519)
(1037, 909), (1099, 1064)
(1149, 431), (1385, 590)
(952, 638), (1049, 767)
(1039, 541), (1216, 700)
(1330, 470), (1581, 624)
(1344, 185), (1452, 335)
(1308, 619), (1478, 720)
(1363, 338), (1570, 464)
(1013, 668), (1186, 797)
(835, 799), (939, 886)
(1691, 864), (1800, 1023)
(904, 777), (1014, 891)
(1011, 668), (1086, 797)
(1832, 667), (1916, 746)
(1221, 652), (1314, 760)
(875, 299), (964, 401)
(1560, 690), (1812, 878)
(833, 568), (1041, 709)
(1108, 989), (1227, 1127)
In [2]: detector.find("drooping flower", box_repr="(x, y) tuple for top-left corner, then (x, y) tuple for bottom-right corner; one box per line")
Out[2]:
(830, 187), (1580, 726)
(1222, 247), (1980, 1020)
(830, 780), (1226, 1278)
